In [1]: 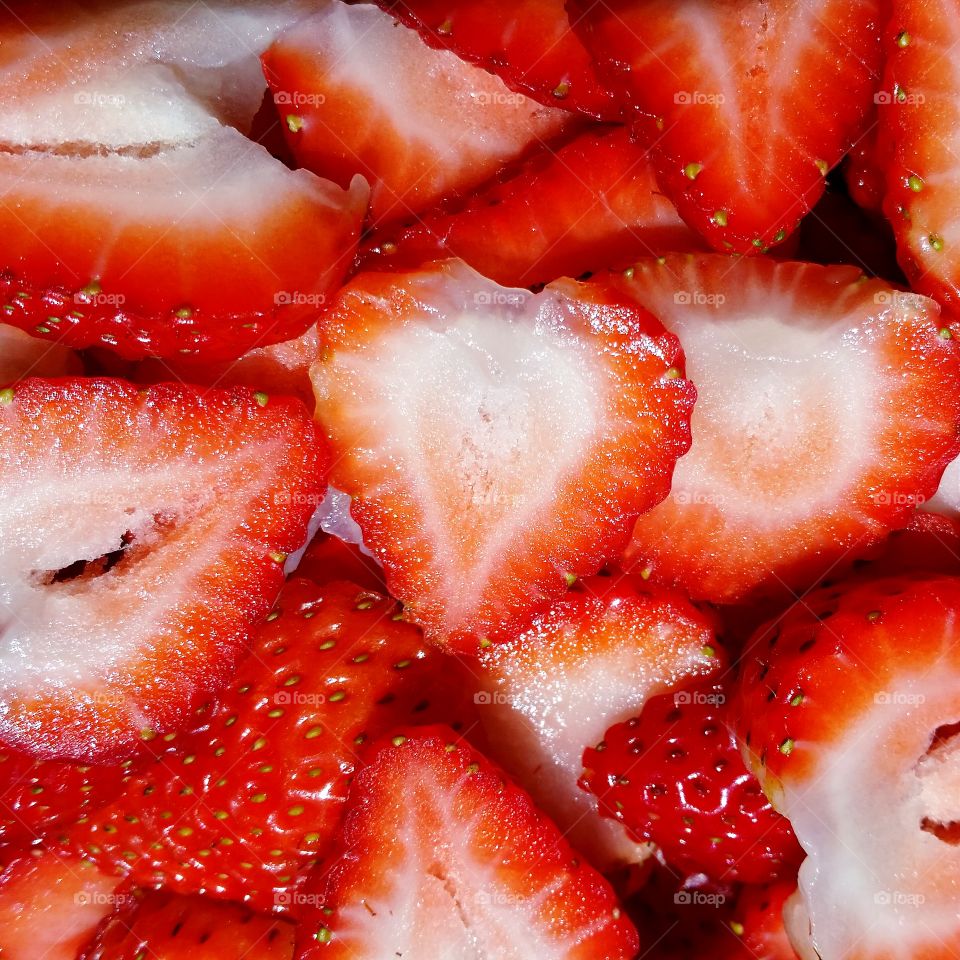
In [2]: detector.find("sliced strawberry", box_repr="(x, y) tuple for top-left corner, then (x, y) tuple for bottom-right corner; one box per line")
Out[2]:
(738, 574), (960, 960)
(615, 254), (960, 604)
(731, 881), (800, 960)
(294, 535), (385, 595)
(572, 0), (884, 253)
(63, 578), (477, 913)
(0, 1), (366, 361)
(132, 325), (319, 412)
(374, 0), (623, 120)
(0, 325), (82, 383)
(0, 378), (326, 761)
(0, 746), (138, 856)
(294, 727), (640, 959)
(475, 575), (721, 868)
(0, 852), (123, 960)
(881, 0), (960, 321)
(583, 679), (802, 885)
(362, 124), (701, 287)
(85, 890), (295, 960)
(311, 260), (695, 649)
(261, 1), (573, 227)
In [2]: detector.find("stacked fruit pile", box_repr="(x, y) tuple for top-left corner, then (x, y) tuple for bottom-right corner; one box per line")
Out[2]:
(1, 1), (959, 958)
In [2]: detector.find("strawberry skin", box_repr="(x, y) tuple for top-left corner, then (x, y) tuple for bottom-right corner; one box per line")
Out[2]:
(311, 260), (695, 650)
(738, 574), (960, 960)
(362, 124), (701, 288)
(295, 727), (640, 959)
(476, 574), (722, 869)
(374, 0), (623, 120)
(616, 254), (960, 604)
(572, 0), (885, 253)
(0, 378), (326, 761)
(882, 0), (960, 322)
(582, 680), (803, 886)
(63, 578), (478, 913)
(262, 1), (571, 227)
(85, 889), (295, 960)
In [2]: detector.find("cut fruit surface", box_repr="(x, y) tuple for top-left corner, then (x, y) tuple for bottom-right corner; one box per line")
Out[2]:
(738, 574), (960, 960)
(363, 124), (701, 287)
(311, 260), (695, 650)
(477, 575), (722, 868)
(262, 0), (572, 226)
(572, 0), (885, 253)
(0, 378), (326, 761)
(0, 0), (366, 361)
(295, 728), (640, 959)
(374, 0), (624, 120)
(617, 254), (960, 604)
(64, 578), (477, 912)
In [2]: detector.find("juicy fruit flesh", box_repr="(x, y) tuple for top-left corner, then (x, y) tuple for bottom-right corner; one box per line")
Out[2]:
(371, 312), (596, 605)
(668, 309), (875, 523)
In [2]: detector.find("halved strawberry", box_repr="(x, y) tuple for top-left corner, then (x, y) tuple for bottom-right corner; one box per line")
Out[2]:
(0, 378), (326, 761)
(582, 679), (803, 885)
(0, 1), (366, 361)
(362, 124), (701, 287)
(62, 578), (478, 913)
(615, 254), (960, 604)
(476, 574), (722, 868)
(572, 0), (884, 253)
(132, 325), (319, 412)
(0, 325), (81, 383)
(311, 260), (695, 650)
(0, 852), (123, 960)
(881, 0), (960, 321)
(85, 889), (295, 960)
(294, 727), (640, 959)
(374, 0), (623, 120)
(738, 574), (960, 960)
(261, 1), (572, 227)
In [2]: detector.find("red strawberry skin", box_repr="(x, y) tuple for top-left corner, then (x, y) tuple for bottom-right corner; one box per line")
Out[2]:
(62, 579), (478, 913)
(84, 889), (295, 960)
(375, 0), (624, 120)
(295, 727), (640, 959)
(0, 378), (327, 761)
(362, 124), (702, 287)
(312, 261), (695, 650)
(583, 681), (803, 886)
(572, 0), (885, 253)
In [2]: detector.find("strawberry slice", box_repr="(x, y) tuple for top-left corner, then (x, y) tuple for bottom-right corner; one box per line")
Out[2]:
(63, 578), (477, 913)
(615, 254), (960, 604)
(0, 853), (123, 960)
(0, 378), (326, 761)
(311, 260), (695, 649)
(261, 1), (572, 227)
(582, 679), (802, 885)
(476, 575), (722, 869)
(0, 326), (81, 383)
(294, 727), (640, 959)
(572, 0), (884, 253)
(881, 0), (960, 320)
(0, 1), (366, 361)
(85, 890), (295, 960)
(373, 0), (623, 120)
(362, 124), (701, 287)
(738, 574), (960, 960)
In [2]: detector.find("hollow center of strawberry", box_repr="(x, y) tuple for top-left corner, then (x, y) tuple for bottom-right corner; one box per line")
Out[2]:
(916, 720), (960, 844)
